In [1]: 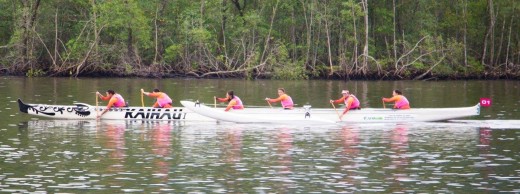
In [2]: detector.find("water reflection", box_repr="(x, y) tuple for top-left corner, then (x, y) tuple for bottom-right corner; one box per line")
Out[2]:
(98, 121), (126, 172)
(389, 124), (410, 192)
(4, 119), (520, 193)
(276, 128), (293, 175)
(221, 127), (242, 164)
(338, 126), (360, 191)
(147, 122), (173, 180)
(340, 126), (360, 156)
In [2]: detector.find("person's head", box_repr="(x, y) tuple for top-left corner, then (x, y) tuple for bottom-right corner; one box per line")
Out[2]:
(341, 90), (350, 96)
(393, 89), (402, 96)
(153, 88), (160, 93)
(226, 90), (235, 101)
(277, 88), (286, 96)
(226, 90), (235, 102)
(106, 89), (115, 96)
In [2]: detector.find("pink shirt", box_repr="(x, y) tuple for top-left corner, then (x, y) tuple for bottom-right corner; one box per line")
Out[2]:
(232, 96), (244, 109)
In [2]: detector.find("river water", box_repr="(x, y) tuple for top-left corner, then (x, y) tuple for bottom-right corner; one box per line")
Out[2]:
(1, 77), (519, 193)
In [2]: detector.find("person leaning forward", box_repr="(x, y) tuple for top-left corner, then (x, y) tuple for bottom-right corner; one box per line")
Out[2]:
(265, 88), (294, 109)
(215, 90), (244, 111)
(330, 90), (361, 119)
(96, 89), (126, 119)
(382, 89), (410, 109)
(141, 88), (173, 108)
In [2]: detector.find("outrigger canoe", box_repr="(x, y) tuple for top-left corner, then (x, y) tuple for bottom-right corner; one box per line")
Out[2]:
(180, 100), (480, 124)
(17, 99), (213, 121)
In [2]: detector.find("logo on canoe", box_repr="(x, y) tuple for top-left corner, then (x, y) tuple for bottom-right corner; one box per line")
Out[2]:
(124, 111), (184, 120)
(364, 116), (384, 120)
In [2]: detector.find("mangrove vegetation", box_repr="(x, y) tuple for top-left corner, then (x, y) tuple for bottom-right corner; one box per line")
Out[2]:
(0, 0), (519, 79)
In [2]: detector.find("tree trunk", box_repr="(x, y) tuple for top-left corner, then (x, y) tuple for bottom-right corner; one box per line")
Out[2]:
(482, 0), (495, 66)
(91, 0), (98, 63)
(495, 15), (506, 67)
(200, 0), (205, 26)
(393, 0), (397, 64)
(259, 0), (279, 65)
(463, 0), (468, 69)
(351, 1), (359, 73)
(222, 0), (230, 69)
(20, 0), (41, 69)
(300, 0), (312, 71)
(505, 13), (514, 71)
(324, 5), (333, 75)
(54, 7), (58, 69)
(153, 4), (159, 65)
(291, 6), (296, 62)
(361, 0), (369, 75)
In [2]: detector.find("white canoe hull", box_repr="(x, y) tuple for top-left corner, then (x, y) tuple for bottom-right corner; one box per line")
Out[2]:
(180, 101), (480, 124)
(18, 99), (214, 121)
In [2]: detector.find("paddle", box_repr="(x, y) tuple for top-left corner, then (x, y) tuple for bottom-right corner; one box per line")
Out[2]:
(382, 98), (386, 109)
(141, 89), (144, 107)
(214, 96), (217, 108)
(330, 101), (342, 121)
(95, 92), (99, 117)
(265, 98), (273, 108)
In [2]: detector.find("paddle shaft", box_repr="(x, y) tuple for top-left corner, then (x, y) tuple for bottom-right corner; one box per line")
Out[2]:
(330, 102), (342, 120)
(382, 99), (386, 109)
(214, 96), (216, 108)
(95, 93), (99, 116)
(141, 92), (144, 107)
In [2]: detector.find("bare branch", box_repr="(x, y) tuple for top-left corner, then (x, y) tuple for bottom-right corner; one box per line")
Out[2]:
(414, 55), (446, 80)
(394, 36), (428, 73)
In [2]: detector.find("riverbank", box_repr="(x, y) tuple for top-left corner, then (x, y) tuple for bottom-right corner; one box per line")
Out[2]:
(2, 67), (518, 80)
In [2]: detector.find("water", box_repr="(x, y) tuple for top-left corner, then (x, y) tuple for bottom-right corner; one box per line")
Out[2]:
(1, 77), (520, 193)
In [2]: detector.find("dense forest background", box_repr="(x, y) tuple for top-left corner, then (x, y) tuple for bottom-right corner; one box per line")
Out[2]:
(0, 0), (519, 79)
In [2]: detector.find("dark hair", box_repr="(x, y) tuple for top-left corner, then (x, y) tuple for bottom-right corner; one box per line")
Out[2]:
(394, 89), (403, 95)
(227, 90), (235, 102)
(107, 89), (115, 95)
(153, 88), (160, 92)
(278, 88), (286, 93)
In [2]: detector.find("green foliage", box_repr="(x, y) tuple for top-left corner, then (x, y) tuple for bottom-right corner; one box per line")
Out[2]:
(270, 43), (308, 80)
(97, 0), (152, 49)
(272, 61), (308, 80)
(26, 68), (45, 77)
(0, 0), (518, 79)
(164, 44), (183, 64)
(468, 57), (484, 74)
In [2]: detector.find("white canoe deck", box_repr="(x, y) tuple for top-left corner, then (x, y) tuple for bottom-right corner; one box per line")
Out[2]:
(180, 100), (480, 124)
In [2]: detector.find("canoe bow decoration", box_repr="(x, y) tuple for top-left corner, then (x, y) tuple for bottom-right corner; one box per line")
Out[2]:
(18, 99), (92, 117)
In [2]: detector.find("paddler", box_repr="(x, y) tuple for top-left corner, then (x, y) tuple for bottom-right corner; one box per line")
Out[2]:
(265, 88), (294, 109)
(330, 90), (361, 119)
(215, 90), (244, 111)
(382, 89), (410, 109)
(96, 89), (126, 119)
(141, 88), (173, 108)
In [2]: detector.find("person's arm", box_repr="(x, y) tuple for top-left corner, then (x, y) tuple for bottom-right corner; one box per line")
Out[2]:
(342, 97), (354, 115)
(216, 97), (228, 102)
(330, 96), (346, 104)
(98, 97), (117, 119)
(224, 100), (237, 111)
(97, 92), (110, 101)
(267, 95), (285, 103)
(146, 92), (161, 98)
(382, 96), (399, 103)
